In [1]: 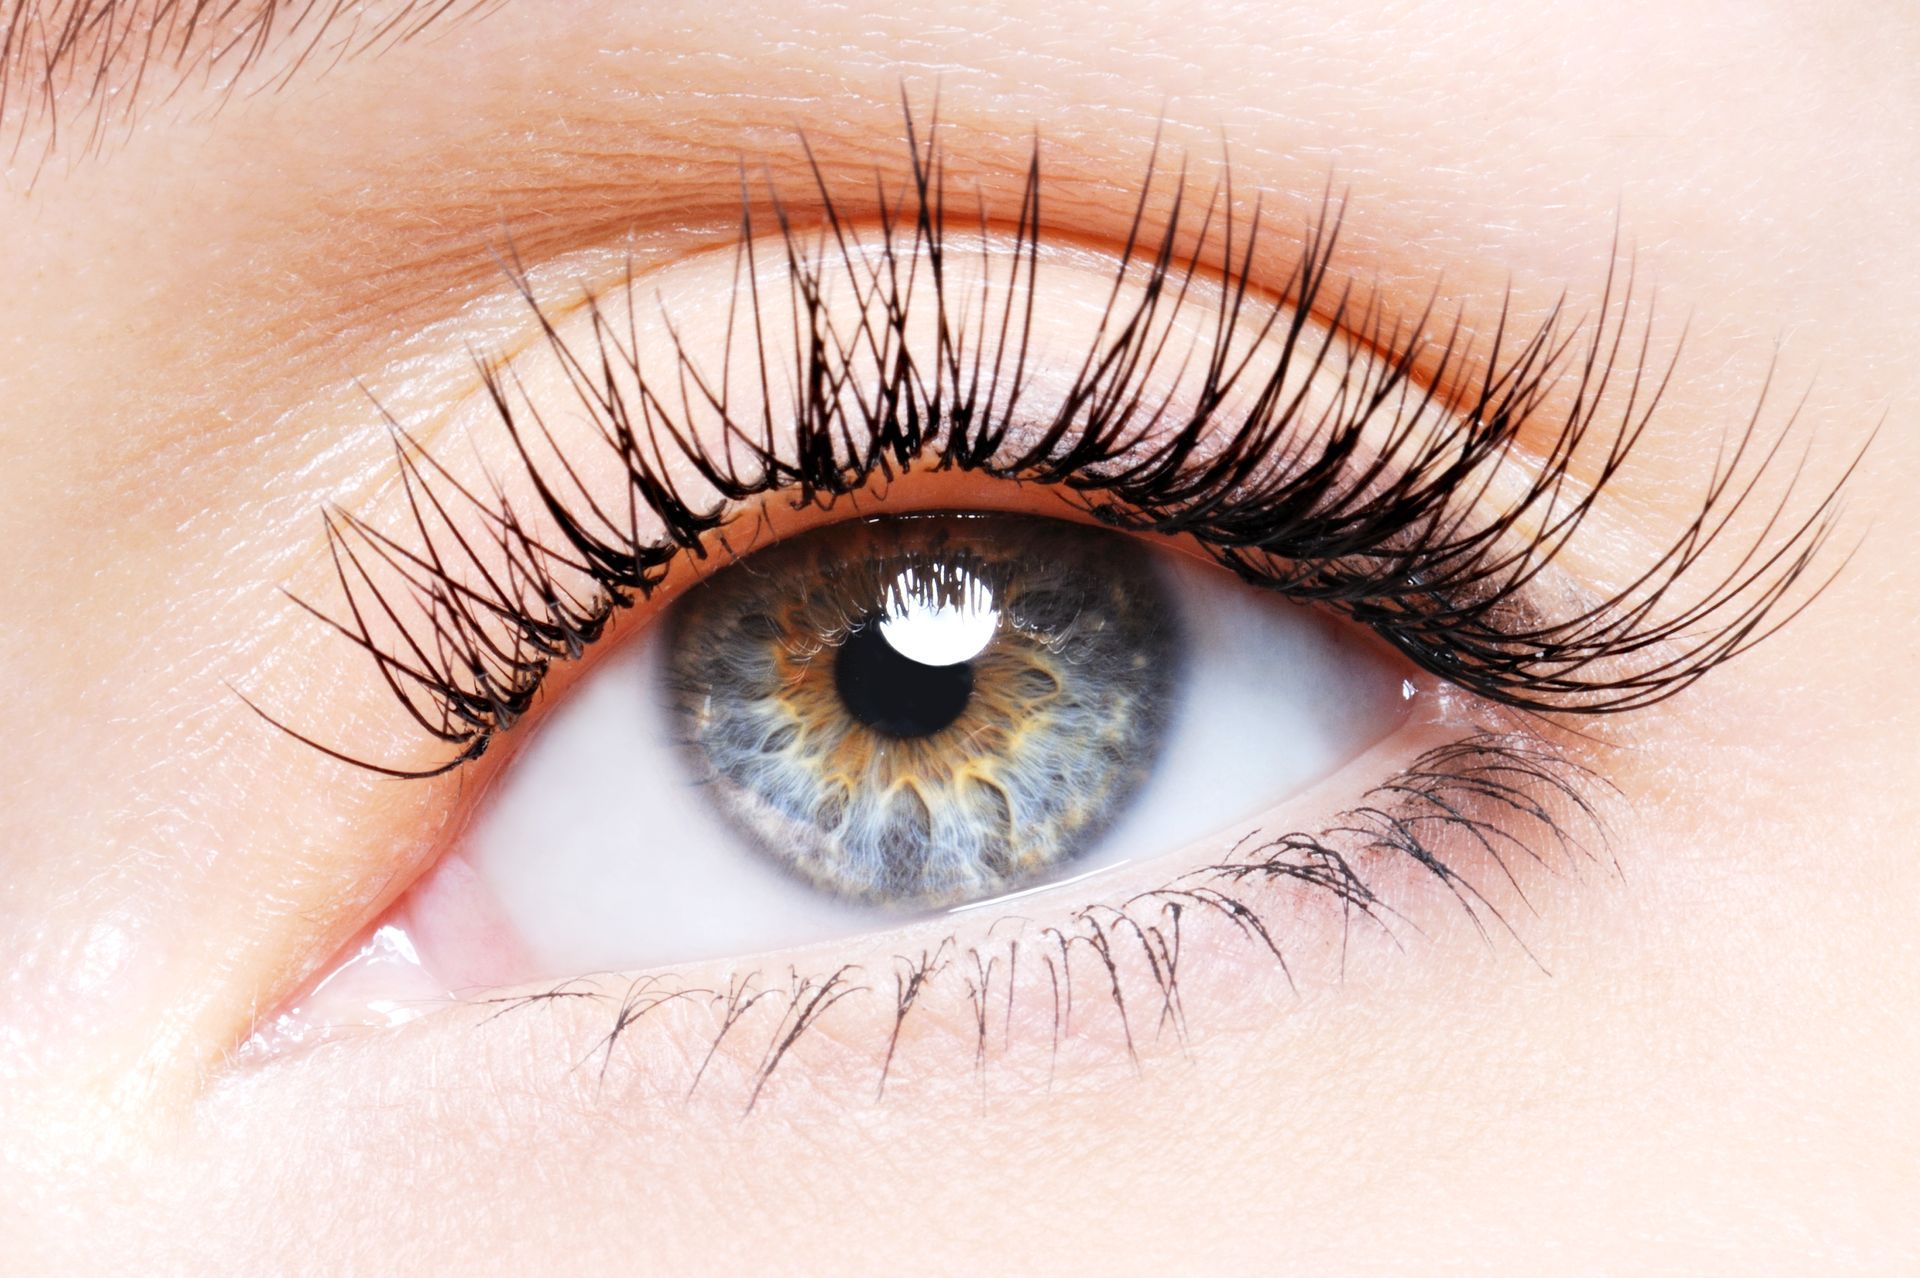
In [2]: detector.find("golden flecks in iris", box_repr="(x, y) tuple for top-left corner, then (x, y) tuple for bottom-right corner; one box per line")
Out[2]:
(668, 515), (1178, 906)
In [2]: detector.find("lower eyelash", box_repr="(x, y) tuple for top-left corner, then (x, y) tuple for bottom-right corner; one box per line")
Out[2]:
(458, 725), (1598, 1111)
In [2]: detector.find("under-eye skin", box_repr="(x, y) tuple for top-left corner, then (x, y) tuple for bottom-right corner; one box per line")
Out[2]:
(247, 122), (1849, 1094)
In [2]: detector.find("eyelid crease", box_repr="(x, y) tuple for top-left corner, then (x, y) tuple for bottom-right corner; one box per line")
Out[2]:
(261, 119), (1850, 780)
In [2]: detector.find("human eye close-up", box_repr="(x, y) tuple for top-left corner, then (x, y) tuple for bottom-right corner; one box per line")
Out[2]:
(2, 2), (1915, 1274)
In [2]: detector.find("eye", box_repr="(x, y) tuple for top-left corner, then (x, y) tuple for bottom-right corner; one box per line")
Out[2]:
(242, 132), (1834, 1072)
(424, 510), (1406, 981)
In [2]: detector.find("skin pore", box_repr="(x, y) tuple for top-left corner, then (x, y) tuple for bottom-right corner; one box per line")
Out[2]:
(2, 1), (1917, 1272)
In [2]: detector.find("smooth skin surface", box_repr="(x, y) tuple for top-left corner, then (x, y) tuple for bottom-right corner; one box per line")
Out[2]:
(1, 1), (1916, 1272)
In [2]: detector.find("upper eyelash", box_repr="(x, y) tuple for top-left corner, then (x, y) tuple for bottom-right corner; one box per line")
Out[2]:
(273, 115), (1850, 778)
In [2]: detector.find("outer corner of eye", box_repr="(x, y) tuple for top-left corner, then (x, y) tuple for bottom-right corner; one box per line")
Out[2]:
(254, 510), (1413, 1055)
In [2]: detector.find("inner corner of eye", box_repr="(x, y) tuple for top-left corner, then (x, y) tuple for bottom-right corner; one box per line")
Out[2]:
(276, 512), (1409, 1045)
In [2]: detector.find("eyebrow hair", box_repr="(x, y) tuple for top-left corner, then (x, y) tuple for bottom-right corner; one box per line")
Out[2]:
(1, 0), (500, 153)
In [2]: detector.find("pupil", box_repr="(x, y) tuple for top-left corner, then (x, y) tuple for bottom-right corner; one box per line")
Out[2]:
(834, 623), (975, 738)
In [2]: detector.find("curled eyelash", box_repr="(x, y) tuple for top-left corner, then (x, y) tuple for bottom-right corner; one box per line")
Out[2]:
(273, 115), (1848, 779)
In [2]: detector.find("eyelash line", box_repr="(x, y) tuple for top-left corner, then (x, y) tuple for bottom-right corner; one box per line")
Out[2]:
(269, 116), (1845, 782)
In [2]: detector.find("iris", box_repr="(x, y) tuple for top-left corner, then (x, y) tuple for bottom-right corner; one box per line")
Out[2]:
(666, 514), (1181, 906)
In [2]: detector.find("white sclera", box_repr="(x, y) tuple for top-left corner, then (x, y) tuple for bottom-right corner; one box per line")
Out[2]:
(1090, 552), (1406, 868)
(464, 545), (1406, 976)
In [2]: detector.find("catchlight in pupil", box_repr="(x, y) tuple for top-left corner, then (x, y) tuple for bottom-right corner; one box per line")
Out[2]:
(878, 563), (1000, 666)
(835, 561), (1000, 738)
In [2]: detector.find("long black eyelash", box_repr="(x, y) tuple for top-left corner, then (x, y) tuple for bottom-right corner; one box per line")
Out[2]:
(280, 115), (1847, 778)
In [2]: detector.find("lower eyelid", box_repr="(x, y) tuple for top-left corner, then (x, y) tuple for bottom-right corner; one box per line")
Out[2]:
(240, 710), (1604, 1107)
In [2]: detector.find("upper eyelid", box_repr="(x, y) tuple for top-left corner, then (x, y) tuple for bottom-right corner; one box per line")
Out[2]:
(258, 128), (1846, 778)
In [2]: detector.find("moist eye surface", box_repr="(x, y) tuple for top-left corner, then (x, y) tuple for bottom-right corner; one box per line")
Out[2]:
(280, 485), (1417, 1015)
(667, 513), (1180, 907)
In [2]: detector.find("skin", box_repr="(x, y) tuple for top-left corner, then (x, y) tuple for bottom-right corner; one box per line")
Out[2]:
(2, 0), (1916, 1272)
